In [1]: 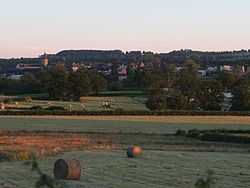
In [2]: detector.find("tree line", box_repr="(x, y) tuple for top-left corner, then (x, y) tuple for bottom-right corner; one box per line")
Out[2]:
(0, 59), (250, 111)
(139, 60), (250, 111)
(0, 64), (107, 99)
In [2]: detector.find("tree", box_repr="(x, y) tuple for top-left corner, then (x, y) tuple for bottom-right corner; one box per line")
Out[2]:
(231, 81), (250, 111)
(216, 71), (236, 89)
(198, 80), (224, 111)
(92, 74), (107, 95)
(0, 77), (22, 95)
(68, 68), (91, 99)
(177, 59), (201, 110)
(162, 64), (176, 91)
(146, 89), (166, 110)
(167, 90), (186, 110)
(142, 72), (165, 90)
(41, 64), (68, 99)
(21, 73), (41, 94)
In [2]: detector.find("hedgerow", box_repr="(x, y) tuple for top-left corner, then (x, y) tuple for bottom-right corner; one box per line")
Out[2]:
(176, 129), (250, 144)
(1, 110), (250, 116)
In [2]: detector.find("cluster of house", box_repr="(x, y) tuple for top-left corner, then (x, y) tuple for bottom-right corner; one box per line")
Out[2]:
(176, 65), (249, 77)
(1, 52), (249, 81)
(0, 54), (49, 80)
(117, 62), (145, 81)
(0, 54), (146, 81)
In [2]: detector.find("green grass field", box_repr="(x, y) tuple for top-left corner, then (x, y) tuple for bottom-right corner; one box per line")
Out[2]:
(1, 150), (250, 188)
(0, 116), (250, 188)
(0, 117), (250, 134)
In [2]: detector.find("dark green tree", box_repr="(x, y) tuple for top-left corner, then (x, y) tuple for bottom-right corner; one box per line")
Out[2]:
(167, 90), (186, 110)
(146, 89), (166, 110)
(198, 80), (224, 111)
(231, 82), (250, 111)
(41, 64), (68, 99)
(216, 71), (236, 89)
(162, 64), (176, 91)
(92, 74), (107, 95)
(21, 73), (41, 94)
(0, 77), (22, 95)
(68, 68), (91, 99)
(177, 59), (201, 110)
(142, 72), (165, 90)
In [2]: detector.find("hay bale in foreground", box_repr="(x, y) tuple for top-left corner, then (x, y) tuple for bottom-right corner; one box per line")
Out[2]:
(127, 146), (142, 158)
(54, 159), (81, 180)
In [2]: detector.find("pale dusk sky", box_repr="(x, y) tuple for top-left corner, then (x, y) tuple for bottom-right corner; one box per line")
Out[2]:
(0, 0), (250, 58)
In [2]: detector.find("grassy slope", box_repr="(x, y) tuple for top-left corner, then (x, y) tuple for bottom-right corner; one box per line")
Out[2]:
(0, 150), (250, 188)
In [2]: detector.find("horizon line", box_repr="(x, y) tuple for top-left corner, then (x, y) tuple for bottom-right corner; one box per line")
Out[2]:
(1, 48), (250, 59)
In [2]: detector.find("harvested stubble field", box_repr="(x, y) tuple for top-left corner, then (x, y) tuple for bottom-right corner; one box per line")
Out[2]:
(0, 116), (250, 188)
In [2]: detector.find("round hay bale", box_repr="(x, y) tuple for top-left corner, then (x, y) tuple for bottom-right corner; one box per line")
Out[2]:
(127, 146), (142, 158)
(54, 159), (81, 180)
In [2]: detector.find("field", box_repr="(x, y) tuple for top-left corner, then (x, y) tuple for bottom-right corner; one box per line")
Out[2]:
(3, 96), (148, 111)
(1, 151), (250, 188)
(0, 116), (250, 188)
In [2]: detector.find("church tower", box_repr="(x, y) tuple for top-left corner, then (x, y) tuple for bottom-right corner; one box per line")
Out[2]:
(43, 53), (49, 66)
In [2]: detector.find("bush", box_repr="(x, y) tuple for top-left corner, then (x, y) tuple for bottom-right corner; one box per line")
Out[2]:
(182, 129), (250, 144)
(200, 133), (250, 144)
(195, 170), (215, 188)
(46, 106), (65, 111)
(1, 109), (250, 116)
(30, 106), (43, 110)
(175, 130), (187, 136)
(187, 130), (202, 139)
(146, 89), (166, 110)
(112, 81), (123, 91)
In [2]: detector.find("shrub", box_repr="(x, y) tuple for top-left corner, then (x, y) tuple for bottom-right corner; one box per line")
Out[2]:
(46, 106), (65, 111)
(195, 170), (215, 188)
(30, 106), (43, 110)
(1, 109), (250, 116)
(175, 130), (187, 136)
(112, 81), (123, 91)
(187, 130), (202, 139)
(182, 129), (250, 144)
(146, 89), (166, 110)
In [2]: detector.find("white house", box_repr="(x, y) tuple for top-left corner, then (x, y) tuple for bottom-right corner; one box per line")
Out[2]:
(198, 70), (207, 77)
(206, 67), (218, 75)
(7, 74), (23, 80)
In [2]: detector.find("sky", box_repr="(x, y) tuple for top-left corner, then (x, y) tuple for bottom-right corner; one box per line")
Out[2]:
(0, 0), (250, 58)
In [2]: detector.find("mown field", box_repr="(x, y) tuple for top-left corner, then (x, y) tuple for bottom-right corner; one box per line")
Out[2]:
(4, 96), (148, 111)
(1, 150), (250, 188)
(1, 116), (250, 134)
(0, 116), (250, 188)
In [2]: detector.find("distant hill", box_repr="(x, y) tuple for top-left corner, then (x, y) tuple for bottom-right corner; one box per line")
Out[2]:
(56, 50), (124, 61)
(1, 49), (250, 71)
(55, 49), (250, 65)
(159, 49), (250, 66)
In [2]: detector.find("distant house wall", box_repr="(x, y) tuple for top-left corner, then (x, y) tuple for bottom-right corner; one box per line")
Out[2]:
(198, 70), (207, 77)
